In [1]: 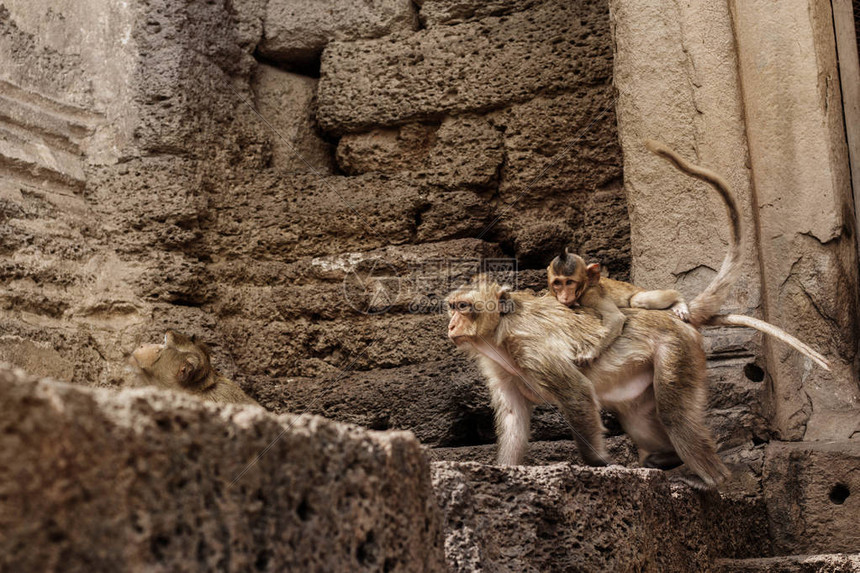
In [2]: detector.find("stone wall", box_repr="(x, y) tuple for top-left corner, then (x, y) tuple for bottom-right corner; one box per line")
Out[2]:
(0, 0), (631, 453)
(1, 0), (859, 568)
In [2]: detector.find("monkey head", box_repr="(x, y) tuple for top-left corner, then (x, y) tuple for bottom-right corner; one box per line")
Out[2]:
(447, 278), (513, 347)
(130, 330), (215, 390)
(547, 248), (601, 307)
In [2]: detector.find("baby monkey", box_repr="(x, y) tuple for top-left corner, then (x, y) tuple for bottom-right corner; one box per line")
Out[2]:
(547, 249), (690, 364)
(130, 330), (258, 406)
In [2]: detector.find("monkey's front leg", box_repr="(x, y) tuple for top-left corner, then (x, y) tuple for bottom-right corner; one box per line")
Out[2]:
(488, 374), (534, 466)
(553, 371), (612, 467)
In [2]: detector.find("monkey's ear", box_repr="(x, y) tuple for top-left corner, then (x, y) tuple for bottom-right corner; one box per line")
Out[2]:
(165, 330), (178, 347)
(177, 353), (201, 384)
(585, 263), (602, 286)
(498, 285), (514, 315)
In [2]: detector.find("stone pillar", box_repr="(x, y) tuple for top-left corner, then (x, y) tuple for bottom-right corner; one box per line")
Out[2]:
(609, 0), (761, 315)
(610, 0), (768, 446)
(730, 0), (860, 440)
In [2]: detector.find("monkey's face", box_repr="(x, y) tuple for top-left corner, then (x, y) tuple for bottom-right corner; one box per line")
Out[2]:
(548, 271), (584, 307)
(447, 282), (510, 345)
(130, 331), (210, 389)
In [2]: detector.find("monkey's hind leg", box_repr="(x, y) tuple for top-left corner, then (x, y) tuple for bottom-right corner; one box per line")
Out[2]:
(642, 451), (684, 470)
(653, 342), (731, 488)
(630, 289), (690, 321)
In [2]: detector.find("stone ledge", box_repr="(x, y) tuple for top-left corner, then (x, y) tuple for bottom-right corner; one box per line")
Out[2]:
(763, 441), (860, 555)
(0, 366), (444, 572)
(432, 461), (769, 572)
(715, 554), (860, 572)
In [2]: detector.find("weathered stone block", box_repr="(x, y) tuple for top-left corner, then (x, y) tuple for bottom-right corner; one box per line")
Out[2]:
(318, 0), (614, 133)
(432, 462), (768, 572)
(715, 554), (860, 572)
(0, 367), (445, 572)
(206, 172), (494, 262)
(730, 0), (860, 440)
(496, 89), (622, 204)
(417, 0), (541, 27)
(337, 115), (503, 189)
(252, 64), (335, 174)
(706, 357), (769, 449)
(427, 436), (638, 467)
(762, 441), (860, 555)
(246, 355), (597, 448)
(251, 359), (496, 448)
(258, 0), (418, 66)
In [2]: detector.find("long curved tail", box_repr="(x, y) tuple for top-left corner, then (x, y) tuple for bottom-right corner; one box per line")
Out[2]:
(645, 140), (743, 327)
(709, 314), (831, 371)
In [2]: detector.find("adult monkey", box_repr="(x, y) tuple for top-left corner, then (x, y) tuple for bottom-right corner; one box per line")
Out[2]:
(447, 141), (745, 488)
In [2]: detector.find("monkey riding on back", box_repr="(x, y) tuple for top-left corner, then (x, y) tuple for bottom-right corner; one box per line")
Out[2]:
(446, 140), (829, 489)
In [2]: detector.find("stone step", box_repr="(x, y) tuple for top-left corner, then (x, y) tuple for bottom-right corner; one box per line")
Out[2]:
(715, 554), (860, 572)
(427, 437), (638, 467)
(0, 80), (97, 195)
(0, 124), (86, 192)
(0, 79), (97, 153)
(432, 461), (769, 572)
(0, 366), (445, 571)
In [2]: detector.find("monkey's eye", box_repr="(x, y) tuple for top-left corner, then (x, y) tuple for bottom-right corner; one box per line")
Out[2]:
(450, 301), (472, 313)
(566, 280), (577, 287)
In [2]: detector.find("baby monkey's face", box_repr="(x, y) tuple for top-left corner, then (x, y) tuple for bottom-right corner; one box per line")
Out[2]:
(548, 270), (583, 308)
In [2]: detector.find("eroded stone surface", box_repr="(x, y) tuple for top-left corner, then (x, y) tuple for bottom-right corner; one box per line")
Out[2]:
(417, 0), (541, 27)
(259, 0), (418, 66)
(252, 64), (335, 174)
(317, 0), (614, 133)
(427, 436), (638, 467)
(731, 0), (860, 441)
(0, 366), (445, 572)
(432, 461), (769, 572)
(762, 441), (860, 555)
(337, 115), (504, 189)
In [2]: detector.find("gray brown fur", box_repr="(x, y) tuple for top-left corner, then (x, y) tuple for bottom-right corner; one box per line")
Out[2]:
(447, 279), (731, 488)
(130, 331), (259, 406)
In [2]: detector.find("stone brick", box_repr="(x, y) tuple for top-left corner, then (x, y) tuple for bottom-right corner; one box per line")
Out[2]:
(336, 115), (503, 189)
(252, 64), (335, 174)
(762, 441), (860, 555)
(427, 436), (638, 467)
(432, 462), (768, 572)
(318, 0), (614, 134)
(417, 0), (541, 27)
(0, 367), (446, 572)
(258, 0), (418, 66)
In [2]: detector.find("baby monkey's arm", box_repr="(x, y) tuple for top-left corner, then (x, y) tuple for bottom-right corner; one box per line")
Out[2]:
(574, 283), (627, 365)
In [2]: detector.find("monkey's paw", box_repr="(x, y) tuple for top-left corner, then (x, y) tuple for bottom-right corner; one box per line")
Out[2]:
(671, 302), (690, 322)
